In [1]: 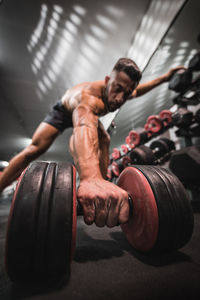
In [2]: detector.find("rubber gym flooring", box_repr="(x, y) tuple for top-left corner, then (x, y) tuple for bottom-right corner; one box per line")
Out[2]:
(0, 190), (200, 300)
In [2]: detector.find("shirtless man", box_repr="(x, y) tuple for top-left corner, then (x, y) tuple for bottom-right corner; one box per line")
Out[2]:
(0, 58), (182, 227)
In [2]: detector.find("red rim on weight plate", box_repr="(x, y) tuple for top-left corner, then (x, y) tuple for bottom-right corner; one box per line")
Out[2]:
(125, 136), (135, 149)
(121, 144), (129, 154)
(159, 110), (172, 126)
(129, 130), (140, 146)
(145, 115), (163, 133)
(112, 148), (121, 160)
(117, 166), (159, 252)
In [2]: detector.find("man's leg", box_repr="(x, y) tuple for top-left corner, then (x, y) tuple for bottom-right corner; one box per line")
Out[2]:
(0, 122), (59, 192)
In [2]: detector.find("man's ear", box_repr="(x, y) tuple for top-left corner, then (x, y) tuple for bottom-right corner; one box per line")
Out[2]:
(105, 75), (110, 84)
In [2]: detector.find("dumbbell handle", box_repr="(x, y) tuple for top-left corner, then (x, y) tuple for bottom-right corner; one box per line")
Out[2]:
(77, 195), (133, 218)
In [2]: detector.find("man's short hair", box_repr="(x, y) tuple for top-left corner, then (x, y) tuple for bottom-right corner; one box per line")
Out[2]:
(113, 58), (142, 83)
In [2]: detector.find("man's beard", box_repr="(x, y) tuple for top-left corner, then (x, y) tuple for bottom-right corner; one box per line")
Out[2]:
(103, 86), (117, 112)
(102, 86), (110, 112)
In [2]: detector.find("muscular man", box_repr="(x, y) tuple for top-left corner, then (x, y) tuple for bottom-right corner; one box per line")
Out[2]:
(0, 58), (182, 227)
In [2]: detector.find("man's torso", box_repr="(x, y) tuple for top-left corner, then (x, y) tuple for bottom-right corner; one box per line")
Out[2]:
(61, 80), (107, 117)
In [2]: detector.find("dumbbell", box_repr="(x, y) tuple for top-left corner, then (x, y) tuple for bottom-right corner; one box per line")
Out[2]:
(124, 114), (172, 157)
(111, 144), (132, 162)
(174, 91), (200, 106)
(110, 144), (131, 177)
(169, 69), (193, 93)
(120, 144), (130, 155)
(172, 107), (193, 128)
(111, 143), (132, 165)
(150, 138), (175, 158)
(144, 111), (173, 136)
(159, 110), (173, 127)
(169, 145), (200, 187)
(126, 130), (149, 148)
(130, 145), (155, 165)
(130, 138), (175, 165)
(111, 156), (131, 177)
(188, 51), (200, 72)
(125, 135), (135, 149)
(144, 115), (164, 136)
(168, 52), (200, 94)
(111, 147), (121, 160)
(5, 161), (194, 283)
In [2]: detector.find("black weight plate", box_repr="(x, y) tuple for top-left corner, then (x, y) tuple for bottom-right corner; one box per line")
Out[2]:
(118, 165), (194, 253)
(169, 146), (200, 186)
(130, 145), (155, 165)
(139, 131), (149, 144)
(189, 52), (200, 71)
(169, 70), (192, 93)
(150, 139), (169, 158)
(33, 162), (57, 275)
(118, 166), (159, 252)
(153, 166), (194, 250)
(5, 161), (77, 283)
(5, 162), (49, 282)
(134, 165), (194, 253)
(159, 138), (175, 152)
(46, 162), (76, 279)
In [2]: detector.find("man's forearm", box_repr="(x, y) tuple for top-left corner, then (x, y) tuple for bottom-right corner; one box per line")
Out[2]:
(135, 74), (168, 97)
(70, 105), (103, 181)
(71, 126), (103, 180)
(133, 66), (185, 98)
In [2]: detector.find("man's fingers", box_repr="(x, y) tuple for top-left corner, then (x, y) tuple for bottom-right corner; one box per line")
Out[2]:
(94, 196), (108, 227)
(78, 196), (95, 225)
(106, 198), (120, 227)
(77, 181), (130, 227)
(118, 198), (130, 224)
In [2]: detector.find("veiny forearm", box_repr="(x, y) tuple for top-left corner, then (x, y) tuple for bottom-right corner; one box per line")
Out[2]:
(71, 125), (103, 180)
(70, 105), (103, 181)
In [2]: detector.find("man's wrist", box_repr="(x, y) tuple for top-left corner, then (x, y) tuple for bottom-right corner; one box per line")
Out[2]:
(160, 73), (169, 83)
(77, 161), (103, 181)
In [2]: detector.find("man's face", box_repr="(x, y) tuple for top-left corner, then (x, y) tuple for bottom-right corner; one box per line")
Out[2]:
(104, 71), (137, 112)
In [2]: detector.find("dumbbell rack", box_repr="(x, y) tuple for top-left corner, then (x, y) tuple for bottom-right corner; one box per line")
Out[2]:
(108, 73), (200, 182)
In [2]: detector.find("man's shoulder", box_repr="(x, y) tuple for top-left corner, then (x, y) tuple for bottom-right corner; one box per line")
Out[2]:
(80, 90), (106, 116)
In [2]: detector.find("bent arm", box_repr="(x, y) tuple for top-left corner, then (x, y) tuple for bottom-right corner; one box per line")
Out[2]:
(130, 66), (185, 98)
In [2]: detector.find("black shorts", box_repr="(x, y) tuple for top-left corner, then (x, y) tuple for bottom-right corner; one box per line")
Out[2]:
(43, 100), (73, 132)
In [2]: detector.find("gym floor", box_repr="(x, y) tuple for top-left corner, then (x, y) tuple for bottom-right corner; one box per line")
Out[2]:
(0, 192), (200, 300)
